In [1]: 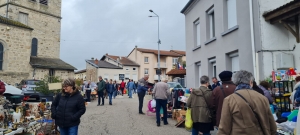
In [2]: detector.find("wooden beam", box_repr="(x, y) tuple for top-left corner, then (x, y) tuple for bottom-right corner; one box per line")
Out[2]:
(295, 16), (300, 43)
(280, 20), (300, 43)
(270, 8), (300, 24)
(264, 1), (300, 21)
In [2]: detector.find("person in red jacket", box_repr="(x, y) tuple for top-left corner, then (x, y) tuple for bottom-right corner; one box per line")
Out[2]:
(120, 80), (126, 96)
(0, 80), (6, 95)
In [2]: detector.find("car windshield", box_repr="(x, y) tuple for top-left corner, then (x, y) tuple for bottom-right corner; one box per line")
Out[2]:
(168, 83), (183, 88)
(27, 81), (40, 85)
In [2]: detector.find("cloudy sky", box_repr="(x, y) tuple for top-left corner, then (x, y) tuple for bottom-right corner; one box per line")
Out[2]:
(60, 0), (189, 70)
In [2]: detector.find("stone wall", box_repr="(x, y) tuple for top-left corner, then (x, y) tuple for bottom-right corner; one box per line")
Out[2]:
(27, 68), (74, 81)
(86, 62), (98, 82)
(0, 0), (62, 58)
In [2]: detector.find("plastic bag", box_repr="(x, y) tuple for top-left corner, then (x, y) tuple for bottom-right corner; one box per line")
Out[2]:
(185, 108), (193, 129)
(151, 99), (156, 108)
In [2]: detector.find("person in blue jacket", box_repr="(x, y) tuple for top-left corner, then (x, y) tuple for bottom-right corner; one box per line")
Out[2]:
(137, 75), (149, 114)
(127, 79), (136, 98)
(107, 79), (115, 105)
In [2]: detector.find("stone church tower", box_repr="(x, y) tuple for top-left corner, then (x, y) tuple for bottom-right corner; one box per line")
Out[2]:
(0, 0), (76, 85)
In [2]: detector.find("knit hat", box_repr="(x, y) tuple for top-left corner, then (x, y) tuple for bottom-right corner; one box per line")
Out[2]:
(219, 71), (233, 81)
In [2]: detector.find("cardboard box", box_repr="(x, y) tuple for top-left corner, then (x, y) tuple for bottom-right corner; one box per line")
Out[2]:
(172, 109), (181, 120)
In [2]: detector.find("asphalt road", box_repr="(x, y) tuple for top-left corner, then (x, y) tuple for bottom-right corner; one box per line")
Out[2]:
(78, 94), (217, 135)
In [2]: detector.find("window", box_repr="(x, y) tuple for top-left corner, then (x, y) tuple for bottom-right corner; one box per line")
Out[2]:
(40, 0), (48, 5)
(144, 57), (149, 63)
(194, 20), (201, 46)
(213, 63), (217, 78)
(209, 57), (216, 78)
(18, 12), (28, 25)
(207, 7), (215, 38)
(125, 67), (129, 71)
(0, 43), (3, 70)
(196, 62), (201, 87)
(31, 38), (38, 56)
(49, 69), (55, 82)
(125, 73), (130, 80)
(132, 74), (137, 81)
(144, 68), (149, 75)
(30, 0), (37, 2)
(227, 0), (237, 28)
(172, 58), (178, 65)
(229, 52), (239, 73)
(104, 74), (109, 80)
(133, 68), (136, 71)
(114, 74), (118, 81)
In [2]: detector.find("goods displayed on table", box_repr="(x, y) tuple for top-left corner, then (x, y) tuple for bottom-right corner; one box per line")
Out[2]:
(0, 95), (56, 135)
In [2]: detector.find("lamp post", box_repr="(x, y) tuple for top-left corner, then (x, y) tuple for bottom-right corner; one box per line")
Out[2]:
(149, 9), (161, 82)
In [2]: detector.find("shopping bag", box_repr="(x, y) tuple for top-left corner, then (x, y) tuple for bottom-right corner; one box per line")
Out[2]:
(151, 99), (156, 108)
(185, 108), (193, 129)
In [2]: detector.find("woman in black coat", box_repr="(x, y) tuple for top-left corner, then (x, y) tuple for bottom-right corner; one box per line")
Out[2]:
(51, 79), (86, 135)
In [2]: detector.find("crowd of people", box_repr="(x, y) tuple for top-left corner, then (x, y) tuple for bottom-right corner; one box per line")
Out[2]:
(49, 70), (300, 135)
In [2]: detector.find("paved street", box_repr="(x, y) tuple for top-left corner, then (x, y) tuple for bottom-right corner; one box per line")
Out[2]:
(78, 94), (217, 135)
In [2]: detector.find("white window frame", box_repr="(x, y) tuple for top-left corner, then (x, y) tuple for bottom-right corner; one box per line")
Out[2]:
(227, 0), (237, 29)
(144, 68), (149, 75)
(208, 8), (215, 38)
(125, 67), (129, 71)
(172, 58), (178, 65)
(213, 63), (217, 78)
(125, 73), (130, 80)
(132, 74), (137, 81)
(104, 74), (109, 81)
(114, 74), (118, 81)
(229, 52), (239, 73)
(144, 57), (149, 63)
(196, 62), (201, 87)
(194, 20), (201, 46)
(18, 12), (28, 25)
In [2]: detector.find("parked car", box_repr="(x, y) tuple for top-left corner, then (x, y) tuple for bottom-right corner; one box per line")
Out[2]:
(18, 79), (41, 101)
(3, 82), (24, 104)
(167, 82), (183, 89)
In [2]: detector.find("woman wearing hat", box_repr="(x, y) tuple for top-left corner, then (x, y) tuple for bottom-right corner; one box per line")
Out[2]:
(51, 78), (86, 135)
(217, 70), (276, 135)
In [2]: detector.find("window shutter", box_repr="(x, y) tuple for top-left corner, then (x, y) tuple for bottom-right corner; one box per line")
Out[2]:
(0, 43), (3, 70)
(31, 38), (38, 56)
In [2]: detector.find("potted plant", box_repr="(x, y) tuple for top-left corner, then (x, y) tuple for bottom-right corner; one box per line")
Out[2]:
(35, 75), (62, 101)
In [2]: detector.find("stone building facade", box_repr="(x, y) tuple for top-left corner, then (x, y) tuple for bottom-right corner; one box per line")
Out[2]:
(0, 0), (76, 85)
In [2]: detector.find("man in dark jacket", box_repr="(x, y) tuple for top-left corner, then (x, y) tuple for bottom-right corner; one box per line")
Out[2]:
(0, 80), (5, 95)
(137, 75), (149, 114)
(211, 77), (221, 90)
(51, 78), (86, 134)
(211, 71), (236, 128)
(97, 76), (106, 106)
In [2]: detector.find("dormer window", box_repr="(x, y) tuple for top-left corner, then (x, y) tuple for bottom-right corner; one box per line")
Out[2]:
(40, 0), (48, 5)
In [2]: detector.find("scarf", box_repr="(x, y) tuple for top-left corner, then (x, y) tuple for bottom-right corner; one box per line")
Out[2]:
(235, 83), (252, 91)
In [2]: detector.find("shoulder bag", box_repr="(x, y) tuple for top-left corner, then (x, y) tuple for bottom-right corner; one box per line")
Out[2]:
(235, 91), (264, 135)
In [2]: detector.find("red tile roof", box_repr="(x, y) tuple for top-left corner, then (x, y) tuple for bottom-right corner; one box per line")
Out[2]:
(171, 50), (186, 56)
(166, 69), (186, 75)
(137, 48), (183, 57)
(106, 54), (139, 66)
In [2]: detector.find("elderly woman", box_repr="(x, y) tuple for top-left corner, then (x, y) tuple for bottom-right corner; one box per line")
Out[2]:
(51, 79), (86, 135)
(187, 75), (213, 135)
(259, 81), (273, 104)
(217, 70), (276, 135)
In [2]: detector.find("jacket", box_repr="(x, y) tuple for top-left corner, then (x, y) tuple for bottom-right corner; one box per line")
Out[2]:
(127, 82), (136, 90)
(258, 85), (273, 104)
(0, 81), (5, 95)
(212, 81), (236, 127)
(106, 83), (114, 94)
(153, 82), (170, 100)
(97, 80), (105, 92)
(212, 81), (221, 90)
(187, 86), (212, 123)
(137, 78), (148, 93)
(113, 83), (118, 91)
(291, 82), (300, 105)
(217, 89), (277, 135)
(51, 89), (86, 128)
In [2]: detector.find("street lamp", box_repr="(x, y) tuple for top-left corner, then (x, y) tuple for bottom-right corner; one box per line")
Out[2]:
(149, 9), (161, 82)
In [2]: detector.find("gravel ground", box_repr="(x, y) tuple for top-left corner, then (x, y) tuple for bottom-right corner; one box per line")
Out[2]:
(78, 94), (217, 135)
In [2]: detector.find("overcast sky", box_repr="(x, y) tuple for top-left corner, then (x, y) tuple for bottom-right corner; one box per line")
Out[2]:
(60, 0), (189, 70)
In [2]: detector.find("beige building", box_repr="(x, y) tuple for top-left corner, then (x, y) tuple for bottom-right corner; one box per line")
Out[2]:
(0, 0), (76, 84)
(75, 69), (86, 80)
(86, 54), (139, 83)
(127, 46), (186, 83)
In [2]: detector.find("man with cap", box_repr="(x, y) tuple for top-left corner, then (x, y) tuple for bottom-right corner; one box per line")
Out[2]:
(211, 71), (236, 128)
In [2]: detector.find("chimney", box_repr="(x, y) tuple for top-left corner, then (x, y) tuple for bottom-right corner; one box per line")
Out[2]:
(91, 57), (94, 60)
(119, 56), (122, 60)
(95, 58), (99, 65)
(106, 53), (108, 56)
